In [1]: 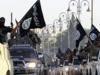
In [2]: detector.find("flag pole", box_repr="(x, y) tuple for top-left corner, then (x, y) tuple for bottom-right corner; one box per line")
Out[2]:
(68, 22), (70, 48)
(40, 29), (44, 52)
(67, 11), (70, 49)
(42, 29), (44, 52)
(11, 12), (13, 28)
(59, 18), (62, 50)
(54, 32), (56, 57)
(53, 22), (56, 54)
(47, 28), (50, 51)
(15, 19), (21, 39)
(91, 0), (93, 27)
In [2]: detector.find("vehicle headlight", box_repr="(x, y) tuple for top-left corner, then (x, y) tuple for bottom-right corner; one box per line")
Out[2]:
(74, 67), (78, 70)
(37, 63), (41, 68)
(26, 62), (36, 69)
(64, 67), (69, 71)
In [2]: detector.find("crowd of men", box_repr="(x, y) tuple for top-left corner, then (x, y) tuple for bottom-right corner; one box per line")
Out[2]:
(56, 35), (100, 66)
(0, 17), (100, 67)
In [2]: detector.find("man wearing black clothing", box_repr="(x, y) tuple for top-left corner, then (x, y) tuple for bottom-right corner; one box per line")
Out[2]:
(0, 17), (12, 43)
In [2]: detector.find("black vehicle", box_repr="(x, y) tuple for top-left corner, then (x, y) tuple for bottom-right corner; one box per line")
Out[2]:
(10, 44), (43, 74)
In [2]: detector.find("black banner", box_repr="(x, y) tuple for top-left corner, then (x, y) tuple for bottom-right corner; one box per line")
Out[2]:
(75, 19), (86, 48)
(89, 25), (99, 42)
(20, 0), (46, 37)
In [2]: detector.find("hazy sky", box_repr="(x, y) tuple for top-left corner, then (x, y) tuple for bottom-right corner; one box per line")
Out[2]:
(0, 0), (100, 31)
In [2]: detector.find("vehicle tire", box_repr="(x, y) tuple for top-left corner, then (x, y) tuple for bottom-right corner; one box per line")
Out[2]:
(6, 70), (10, 75)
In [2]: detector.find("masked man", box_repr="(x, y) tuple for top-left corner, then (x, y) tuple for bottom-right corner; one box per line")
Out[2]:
(0, 17), (12, 43)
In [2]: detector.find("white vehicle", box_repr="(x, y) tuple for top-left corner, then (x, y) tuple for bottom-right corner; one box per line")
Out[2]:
(0, 43), (14, 75)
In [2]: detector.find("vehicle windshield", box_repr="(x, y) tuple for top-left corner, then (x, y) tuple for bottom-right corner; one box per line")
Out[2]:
(10, 48), (38, 58)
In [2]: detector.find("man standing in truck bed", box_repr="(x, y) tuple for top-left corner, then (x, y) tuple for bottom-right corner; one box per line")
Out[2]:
(0, 17), (12, 43)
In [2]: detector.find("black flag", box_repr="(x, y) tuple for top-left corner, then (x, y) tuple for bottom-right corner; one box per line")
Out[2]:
(75, 19), (86, 48)
(89, 25), (99, 42)
(20, 0), (46, 37)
